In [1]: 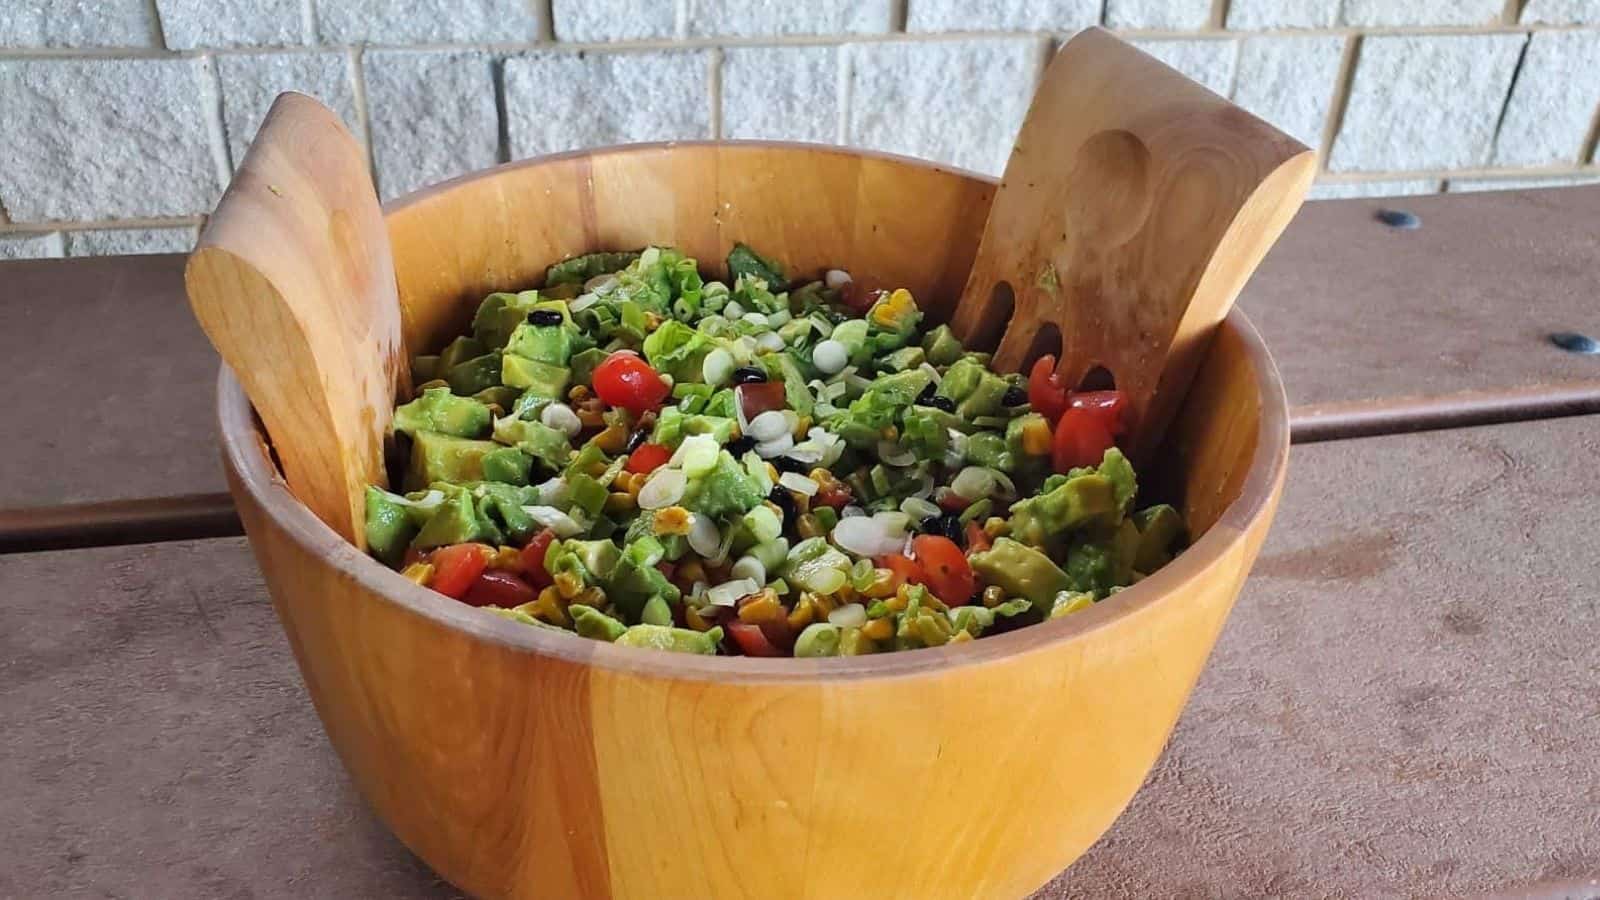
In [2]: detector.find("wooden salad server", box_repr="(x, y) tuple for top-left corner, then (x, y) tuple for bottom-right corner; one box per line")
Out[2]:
(950, 27), (1317, 462)
(186, 92), (405, 547)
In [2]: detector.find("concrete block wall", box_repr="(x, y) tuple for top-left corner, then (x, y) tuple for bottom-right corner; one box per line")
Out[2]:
(3, 0), (1598, 257)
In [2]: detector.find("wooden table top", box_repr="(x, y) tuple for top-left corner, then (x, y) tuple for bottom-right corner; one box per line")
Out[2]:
(3, 186), (1599, 898)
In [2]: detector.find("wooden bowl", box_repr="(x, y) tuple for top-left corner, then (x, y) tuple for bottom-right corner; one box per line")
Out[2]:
(217, 142), (1288, 899)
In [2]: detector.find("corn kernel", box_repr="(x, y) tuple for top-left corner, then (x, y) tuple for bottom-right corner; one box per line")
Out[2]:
(592, 424), (628, 453)
(685, 606), (713, 632)
(644, 311), (664, 330)
(796, 513), (823, 539)
(863, 568), (898, 598)
(654, 506), (692, 536)
(737, 592), (784, 624)
(948, 629), (974, 644)
(400, 562), (435, 586)
(982, 585), (1006, 608)
(554, 571), (584, 600)
(983, 517), (1008, 538)
(605, 491), (635, 513)
(1021, 419), (1052, 456)
(793, 415), (811, 439)
(764, 462), (779, 482)
(880, 425), (898, 440)
(573, 585), (607, 609)
(488, 546), (524, 572)
(529, 587), (570, 626)
(791, 490), (810, 514)
(577, 408), (606, 429)
(836, 584), (857, 603)
(568, 385), (591, 402)
(811, 591), (837, 615)
(624, 473), (645, 496)
(861, 617), (894, 641)
(677, 557), (707, 584)
(787, 596), (815, 629)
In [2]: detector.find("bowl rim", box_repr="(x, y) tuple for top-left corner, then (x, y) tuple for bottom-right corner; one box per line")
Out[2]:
(216, 140), (1290, 684)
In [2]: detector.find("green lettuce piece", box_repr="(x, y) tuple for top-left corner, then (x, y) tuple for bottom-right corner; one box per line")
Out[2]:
(545, 251), (640, 286)
(731, 273), (786, 314)
(685, 451), (764, 520)
(613, 624), (723, 654)
(392, 386), (491, 439)
(900, 408), (948, 458)
(763, 352), (814, 416)
(726, 243), (785, 287)
(570, 604), (628, 641)
(643, 319), (715, 383)
(825, 368), (935, 449)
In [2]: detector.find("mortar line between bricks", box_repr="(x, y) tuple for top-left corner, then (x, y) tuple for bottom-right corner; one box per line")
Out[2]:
(1317, 33), (1362, 173)
(2, 23), (1600, 62)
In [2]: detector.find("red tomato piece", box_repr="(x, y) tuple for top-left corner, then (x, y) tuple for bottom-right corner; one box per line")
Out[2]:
(519, 529), (557, 590)
(840, 285), (882, 315)
(935, 489), (969, 513)
(1068, 390), (1127, 435)
(964, 520), (993, 554)
(655, 560), (677, 582)
(431, 543), (492, 599)
(1028, 354), (1071, 422)
(461, 569), (537, 608)
(736, 381), (788, 420)
(625, 442), (672, 475)
(727, 622), (784, 657)
(592, 350), (669, 415)
(911, 535), (974, 607)
(876, 553), (927, 592)
(1051, 407), (1115, 473)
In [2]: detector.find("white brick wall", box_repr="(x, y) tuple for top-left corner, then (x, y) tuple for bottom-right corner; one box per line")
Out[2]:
(3, 1), (1600, 255)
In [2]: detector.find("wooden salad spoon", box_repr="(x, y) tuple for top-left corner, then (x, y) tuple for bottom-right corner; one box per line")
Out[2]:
(186, 92), (405, 547)
(949, 27), (1317, 463)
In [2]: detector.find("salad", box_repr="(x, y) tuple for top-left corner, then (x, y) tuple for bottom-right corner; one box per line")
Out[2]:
(364, 245), (1185, 657)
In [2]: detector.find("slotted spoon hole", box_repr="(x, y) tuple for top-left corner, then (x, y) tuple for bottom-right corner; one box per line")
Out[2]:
(968, 280), (1015, 354)
(1019, 322), (1064, 374)
(1077, 364), (1115, 392)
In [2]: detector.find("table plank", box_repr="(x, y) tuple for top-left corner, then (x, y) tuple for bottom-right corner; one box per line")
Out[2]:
(1, 255), (224, 508)
(1042, 414), (1600, 898)
(4, 418), (1598, 898)
(1241, 186), (1600, 436)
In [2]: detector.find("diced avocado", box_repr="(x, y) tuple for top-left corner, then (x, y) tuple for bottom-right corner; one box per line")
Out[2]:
(955, 367), (1010, 420)
(937, 357), (984, 402)
(1111, 518), (1141, 585)
(405, 430), (501, 491)
(1006, 413), (1051, 458)
(506, 320), (574, 367)
(642, 319), (713, 383)
(969, 538), (1073, 608)
(364, 486), (417, 566)
(830, 319), (870, 359)
(1097, 447), (1138, 516)
(566, 472), (608, 519)
(726, 243), (786, 287)
(884, 346), (926, 372)
(540, 282), (582, 300)
(1133, 504), (1184, 572)
(437, 335), (488, 373)
(794, 623), (842, 657)
(570, 604), (628, 641)
(965, 431), (1013, 471)
(392, 386), (492, 439)
(604, 536), (681, 623)
(411, 355), (440, 383)
(900, 408), (948, 458)
(501, 354), (571, 399)
(560, 539), (622, 584)
(1065, 538), (1118, 598)
(922, 324), (964, 366)
(948, 598), (1033, 637)
(686, 451), (764, 519)
(411, 486), (502, 549)
(445, 352), (503, 396)
(473, 482), (540, 542)
(570, 347), (608, 386)
(545, 250), (640, 287)
(481, 446), (532, 485)
(613, 623), (723, 654)
(492, 416), (572, 471)
(471, 385), (522, 411)
(472, 291), (542, 350)
(640, 595), (674, 626)
(1006, 473), (1119, 546)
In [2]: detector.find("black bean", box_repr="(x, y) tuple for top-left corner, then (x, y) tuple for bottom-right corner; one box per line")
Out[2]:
(526, 309), (563, 327)
(1002, 385), (1028, 407)
(939, 514), (963, 543)
(768, 486), (797, 520)
(917, 381), (937, 403)
(727, 434), (758, 455)
(732, 366), (768, 385)
(920, 515), (943, 535)
(625, 428), (650, 453)
(928, 395), (957, 413)
(772, 455), (807, 474)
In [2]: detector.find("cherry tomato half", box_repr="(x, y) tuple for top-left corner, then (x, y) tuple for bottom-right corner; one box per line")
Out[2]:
(964, 520), (993, 553)
(911, 535), (974, 607)
(431, 543), (492, 599)
(519, 529), (557, 590)
(1068, 390), (1127, 435)
(876, 553), (927, 593)
(1028, 354), (1070, 422)
(1051, 407), (1115, 473)
(625, 442), (672, 475)
(727, 622), (784, 657)
(592, 351), (670, 415)
(736, 381), (788, 421)
(461, 569), (537, 608)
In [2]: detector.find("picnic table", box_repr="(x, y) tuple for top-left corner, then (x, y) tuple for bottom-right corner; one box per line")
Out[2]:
(3, 186), (1598, 899)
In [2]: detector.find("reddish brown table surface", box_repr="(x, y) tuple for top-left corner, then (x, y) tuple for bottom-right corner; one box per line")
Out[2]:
(4, 417), (1597, 898)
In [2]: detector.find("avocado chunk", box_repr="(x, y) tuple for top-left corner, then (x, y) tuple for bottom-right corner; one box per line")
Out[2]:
(883, 345), (926, 372)
(955, 366), (1011, 420)
(405, 430), (501, 491)
(393, 386), (492, 439)
(437, 335), (488, 373)
(969, 538), (1073, 608)
(472, 291), (544, 350)
(481, 446), (533, 485)
(546, 538), (622, 586)
(570, 604), (628, 641)
(473, 482), (540, 542)
(936, 357), (984, 403)
(921, 324), (964, 366)
(364, 486), (417, 566)
(411, 485), (502, 549)
(445, 352), (503, 396)
(603, 536), (681, 623)
(501, 354), (571, 399)
(1133, 503), (1184, 572)
(1097, 447), (1138, 516)
(613, 623), (723, 654)
(964, 431), (1013, 472)
(1006, 473), (1119, 546)
(506, 320), (574, 367)
(569, 347), (609, 386)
